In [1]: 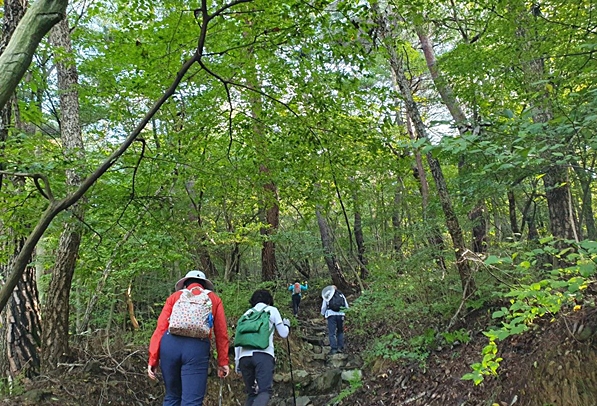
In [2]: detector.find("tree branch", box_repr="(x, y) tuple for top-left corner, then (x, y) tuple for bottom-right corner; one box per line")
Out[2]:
(0, 0), (249, 313)
(0, 170), (54, 201)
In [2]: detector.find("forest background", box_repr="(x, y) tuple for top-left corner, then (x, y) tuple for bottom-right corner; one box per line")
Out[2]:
(1, 0), (597, 404)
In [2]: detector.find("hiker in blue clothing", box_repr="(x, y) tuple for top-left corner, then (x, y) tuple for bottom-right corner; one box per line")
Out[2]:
(288, 280), (308, 316)
(321, 285), (349, 355)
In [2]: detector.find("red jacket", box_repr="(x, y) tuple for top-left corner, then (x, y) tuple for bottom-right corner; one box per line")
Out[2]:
(148, 283), (230, 367)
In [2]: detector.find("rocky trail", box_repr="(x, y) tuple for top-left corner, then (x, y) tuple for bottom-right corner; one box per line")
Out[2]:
(3, 290), (597, 405)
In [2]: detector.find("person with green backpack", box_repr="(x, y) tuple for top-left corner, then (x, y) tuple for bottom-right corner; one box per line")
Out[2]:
(234, 289), (290, 406)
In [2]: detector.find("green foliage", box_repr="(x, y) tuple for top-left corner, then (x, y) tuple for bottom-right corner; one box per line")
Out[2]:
(333, 371), (363, 404)
(464, 239), (597, 384)
(462, 340), (502, 385)
(0, 371), (25, 396)
(440, 329), (470, 346)
(367, 329), (435, 367)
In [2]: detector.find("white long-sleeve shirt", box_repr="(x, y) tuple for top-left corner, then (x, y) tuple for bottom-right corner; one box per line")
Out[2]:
(234, 302), (289, 365)
(321, 292), (349, 318)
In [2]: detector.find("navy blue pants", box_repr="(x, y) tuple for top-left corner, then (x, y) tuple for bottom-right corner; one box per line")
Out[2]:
(160, 332), (210, 406)
(291, 294), (301, 316)
(327, 315), (344, 352)
(239, 352), (275, 406)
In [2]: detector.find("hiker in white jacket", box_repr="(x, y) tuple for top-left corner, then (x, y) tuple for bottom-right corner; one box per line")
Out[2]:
(235, 289), (290, 406)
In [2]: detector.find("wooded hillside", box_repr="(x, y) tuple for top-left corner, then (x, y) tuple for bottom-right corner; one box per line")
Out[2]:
(1, 0), (596, 404)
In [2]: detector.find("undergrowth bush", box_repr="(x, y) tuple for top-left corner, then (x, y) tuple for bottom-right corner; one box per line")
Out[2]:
(463, 238), (597, 384)
(349, 255), (466, 368)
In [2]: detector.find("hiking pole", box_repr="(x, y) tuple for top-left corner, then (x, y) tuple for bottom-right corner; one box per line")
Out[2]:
(286, 337), (296, 406)
(218, 377), (223, 406)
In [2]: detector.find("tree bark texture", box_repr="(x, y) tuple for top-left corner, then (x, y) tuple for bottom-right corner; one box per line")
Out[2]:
(0, 257), (41, 378)
(260, 177), (279, 281)
(41, 17), (86, 372)
(0, 0), (42, 380)
(542, 166), (578, 241)
(316, 208), (350, 292)
(469, 204), (488, 253)
(379, 10), (475, 296)
(0, 0), (67, 110)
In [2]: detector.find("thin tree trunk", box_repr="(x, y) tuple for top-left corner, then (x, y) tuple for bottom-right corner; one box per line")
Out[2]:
(469, 205), (488, 253)
(41, 17), (86, 372)
(125, 282), (139, 330)
(352, 187), (368, 279)
(391, 180), (404, 258)
(315, 207), (350, 292)
(408, 115), (447, 272)
(185, 183), (218, 276)
(507, 190), (521, 237)
(379, 10), (475, 296)
(417, 26), (488, 253)
(573, 164), (597, 240)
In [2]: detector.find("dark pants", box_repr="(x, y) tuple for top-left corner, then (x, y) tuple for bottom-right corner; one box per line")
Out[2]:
(160, 332), (210, 406)
(239, 352), (275, 406)
(327, 315), (344, 352)
(291, 294), (301, 316)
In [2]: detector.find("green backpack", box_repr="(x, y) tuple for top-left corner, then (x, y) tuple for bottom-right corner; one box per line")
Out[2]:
(234, 308), (274, 350)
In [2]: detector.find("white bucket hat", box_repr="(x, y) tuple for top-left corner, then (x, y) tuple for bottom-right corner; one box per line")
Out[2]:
(175, 270), (215, 291)
(321, 285), (336, 302)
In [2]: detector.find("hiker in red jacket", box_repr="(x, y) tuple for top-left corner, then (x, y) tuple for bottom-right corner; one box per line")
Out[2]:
(148, 270), (230, 405)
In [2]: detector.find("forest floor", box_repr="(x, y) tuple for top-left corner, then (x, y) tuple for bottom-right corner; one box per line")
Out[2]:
(1, 291), (597, 405)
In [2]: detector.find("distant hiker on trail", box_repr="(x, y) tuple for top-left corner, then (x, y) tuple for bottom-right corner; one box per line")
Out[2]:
(321, 285), (349, 355)
(288, 280), (308, 316)
(148, 270), (230, 406)
(234, 289), (290, 406)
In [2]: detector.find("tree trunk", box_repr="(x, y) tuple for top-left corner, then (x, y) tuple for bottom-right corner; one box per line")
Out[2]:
(0, 255), (41, 379)
(0, 0), (42, 380)
(315, 207), (350, 292)
(41, 17), (85, 372)
(352, 188), (368, 279)
(516, 8), (579, 242)
(417, 26), (488, 253)
(507, 190), (521, 237)
(243, 30), (280, 281)
(543, 165), (578, 241)
(354, 210), (368, 279)
(573, 164), (597, 240)
(260, 177), (279, 281)
(379, 10), (475, 296)
(391, 181), (404, 258)
(0, 0), (67, 110)
(469, 204), (488, 253)
(408, 115), (447, 272)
